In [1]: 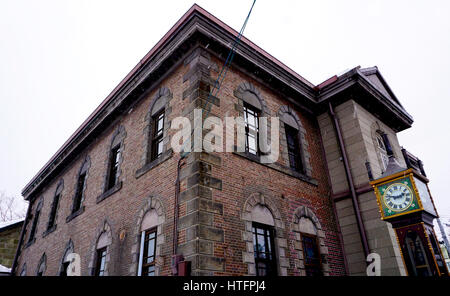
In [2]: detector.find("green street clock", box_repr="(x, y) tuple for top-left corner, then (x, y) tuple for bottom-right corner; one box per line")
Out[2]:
(371, 169), (435, 220)
(371, 163), (448, 276)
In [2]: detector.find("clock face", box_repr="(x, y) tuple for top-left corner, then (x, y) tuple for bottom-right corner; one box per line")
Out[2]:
(382, 183), (414, 212)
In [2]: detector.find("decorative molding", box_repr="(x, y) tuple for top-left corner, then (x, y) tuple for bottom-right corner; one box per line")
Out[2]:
(291, 206), (330, 276)
(129, 196), (166, 276)
(241, 192), (288, 276)
(88, 220), (113, 276)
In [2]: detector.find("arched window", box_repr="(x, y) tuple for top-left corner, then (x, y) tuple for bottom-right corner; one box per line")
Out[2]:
(36, 253), (46, 276)
(94, 232), (111, 276)
(376, 132), (389, 171)
(103, 126), (125, 194)
(278, 106), (310, 176)
(138, 210), (158, 276)
(298, 217), (322, 276)
(234, 82), (268, 156)
(130, 197), (165, 276)
(242, 192), (288, 276)
(251, 205), (277, 276)
(27, 198), (43, 245)
(59, 240), (74, 276)
(292, 206), (329, 276)
(68, 157), (90, 220)
(146, 87), (171, 163)
(281, 112), (303, 172)
(46, 179), (63, 232)
(88, 221), (113, 276)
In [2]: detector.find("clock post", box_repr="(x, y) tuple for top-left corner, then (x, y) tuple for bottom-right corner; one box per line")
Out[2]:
(370, 157), (449, 276)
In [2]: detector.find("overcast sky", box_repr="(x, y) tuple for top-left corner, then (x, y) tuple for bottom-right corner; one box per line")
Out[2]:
(1, 0), (449, 221)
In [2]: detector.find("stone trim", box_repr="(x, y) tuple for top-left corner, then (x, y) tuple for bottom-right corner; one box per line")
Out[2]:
(291, 206), (330, 276)
(58, 239), (74, 275)
(96, 181), (122, 204)
(234, 82), (269, 115)
(88, 220), (113, 276)
(140, 87), (173, 170)
(65, 206), (85, 223)
(278, 105), (312, 177)
(241, 192), (288, 276)
(36, 253), (46, 275)
(232, 150), (318, 186)
(135, 148), (173, 179)
(129, 196), (166, 276)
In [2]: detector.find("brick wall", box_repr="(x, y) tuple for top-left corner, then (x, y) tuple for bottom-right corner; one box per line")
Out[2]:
(0, 223), (22, 268)
(16, 46), (346, 276)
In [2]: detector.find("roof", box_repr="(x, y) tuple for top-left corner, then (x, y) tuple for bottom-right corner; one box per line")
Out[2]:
(0, 218), (24, 231)
(0, 264), (11, 273)
(21, 4), (414, 200)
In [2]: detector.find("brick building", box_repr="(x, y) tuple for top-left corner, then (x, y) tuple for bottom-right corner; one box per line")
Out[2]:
(12, 5), (439, 276)
(0, 219), (23, 272)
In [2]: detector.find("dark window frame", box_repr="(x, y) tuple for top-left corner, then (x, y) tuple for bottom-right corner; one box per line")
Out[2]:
(150, 110), (165, 161)
(301, 232), (323, 276)
(94, 247), (107, 276)
(141, 227), (157, 276)
(47, 192), (61, 231)
(106, 144), (121, 191)
(72, 171), (86, 214)
(60, 261), (70, 276)
(27, 208), (41, 243)
(243, 103), (260, 156)
(252, 222), (277, 276)
(284, 124), (304, 172)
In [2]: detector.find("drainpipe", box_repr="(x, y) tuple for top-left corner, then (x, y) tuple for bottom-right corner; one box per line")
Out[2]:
(10, 200), (32, 276)
(172, 154), (188, 275)
(328, 102), (370, 259)
(317, 120), (349, 275)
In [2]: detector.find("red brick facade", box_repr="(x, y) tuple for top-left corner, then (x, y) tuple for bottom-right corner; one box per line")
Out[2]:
(14, 6), (396, 277)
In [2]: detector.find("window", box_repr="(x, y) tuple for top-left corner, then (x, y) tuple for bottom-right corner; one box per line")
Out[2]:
(95, 247), (107, 276)
(106, 145), (121, 190)
(252, 223), (277, 276)
(47, 192), (61, 230)
(72, 172), (86, 213)
(28, 208), (40, 243)
(151, 111), (164, 161)
(60, 261), (70, 276)
(301, 233), (322, 276)
(244, 104), (259, 155)
(139, 228), (157, 276)
(20, 265), (26, 276)
(376, 134), (389, 171)
(285, 124), (303, 172)
(36, 254), (46, 276)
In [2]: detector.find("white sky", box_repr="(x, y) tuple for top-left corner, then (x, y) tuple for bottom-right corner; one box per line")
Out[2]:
(1, 0), (449, 220)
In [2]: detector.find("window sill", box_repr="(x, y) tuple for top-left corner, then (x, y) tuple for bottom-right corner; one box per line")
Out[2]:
(66, 206), (85, 223)
(42, 225), (57, 238)
(233, 151), (318, 186)
(135, 149), (173, 179)
(97, 181), (122, 204)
